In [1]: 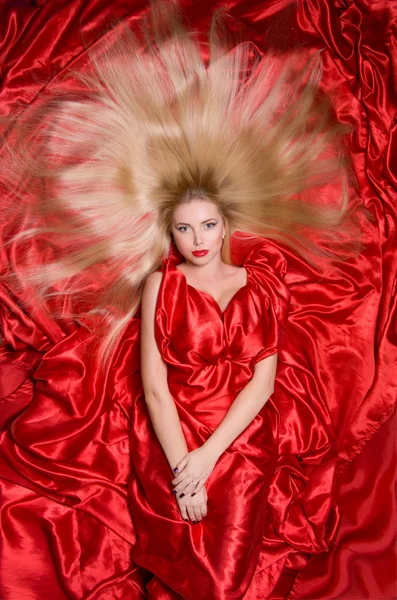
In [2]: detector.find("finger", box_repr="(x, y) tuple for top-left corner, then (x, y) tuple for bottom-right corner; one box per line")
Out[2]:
(182, 479), (199, 496)
(175, 478), (197, 495)
(193, 507), (202, 522)
(173, 455), (189, 476)
(179, 504), (188, 522)
(177, 482), (195, 498)
(172, 472), (190, 488)
(200, 502), (208, 519)
(174, 480), (190, 496)
(190, 478), (205, 496)
(172, 471), (191, 486)
(186, 506), (195, 523)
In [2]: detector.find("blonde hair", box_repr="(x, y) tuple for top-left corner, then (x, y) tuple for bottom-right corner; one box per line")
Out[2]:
(1, 1), (369, 365)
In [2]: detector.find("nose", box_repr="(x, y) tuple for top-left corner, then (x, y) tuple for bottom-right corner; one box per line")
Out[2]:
(193, 229), (203, 246)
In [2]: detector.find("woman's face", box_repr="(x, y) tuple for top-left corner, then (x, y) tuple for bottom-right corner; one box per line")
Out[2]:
(171, 199), (226, 265)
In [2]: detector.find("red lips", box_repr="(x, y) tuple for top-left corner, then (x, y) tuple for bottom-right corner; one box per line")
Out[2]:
(192, 250), (209, 257)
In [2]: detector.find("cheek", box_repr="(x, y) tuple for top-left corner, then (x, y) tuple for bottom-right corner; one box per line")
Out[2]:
(208, 228), (223, 243)
(173, 232), (190, 248)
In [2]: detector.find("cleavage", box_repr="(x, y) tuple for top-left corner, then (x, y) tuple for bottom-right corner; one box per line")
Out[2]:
(178, 265), (248, 314)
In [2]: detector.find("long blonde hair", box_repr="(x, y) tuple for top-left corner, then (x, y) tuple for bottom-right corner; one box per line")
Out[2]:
(0, 1), (368, 365)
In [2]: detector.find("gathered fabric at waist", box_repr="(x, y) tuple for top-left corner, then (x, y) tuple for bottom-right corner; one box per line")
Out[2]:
(166, 359), (253, 406)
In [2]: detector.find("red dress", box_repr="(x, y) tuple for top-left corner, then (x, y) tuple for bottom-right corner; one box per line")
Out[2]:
(1, 2), (395, 598)
(128, 237), (291, 599)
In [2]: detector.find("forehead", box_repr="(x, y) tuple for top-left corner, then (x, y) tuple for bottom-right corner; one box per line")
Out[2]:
(172, 199), (221, 223)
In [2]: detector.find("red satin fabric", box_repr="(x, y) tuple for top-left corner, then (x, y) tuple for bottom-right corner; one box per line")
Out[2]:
(0, 1), (396, 600)
(129, 239), (292, 599)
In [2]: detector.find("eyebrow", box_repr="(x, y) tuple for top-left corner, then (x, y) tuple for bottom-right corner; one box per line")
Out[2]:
(175, 218), (218, 226)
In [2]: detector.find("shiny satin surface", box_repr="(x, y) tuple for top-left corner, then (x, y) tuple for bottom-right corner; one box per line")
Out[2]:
(129, 239), (291, 599)
(0, 1), (396, 599)
(156, 241), (290, 404)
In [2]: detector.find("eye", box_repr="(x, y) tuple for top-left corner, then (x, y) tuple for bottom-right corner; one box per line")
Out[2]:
(176, 226), (190, 232)
(204, 222), (217, 229)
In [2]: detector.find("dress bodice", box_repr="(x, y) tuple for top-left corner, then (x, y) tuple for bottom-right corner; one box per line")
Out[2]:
(155, 235), (291, 403)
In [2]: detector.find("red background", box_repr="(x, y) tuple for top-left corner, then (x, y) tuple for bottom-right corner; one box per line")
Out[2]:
(0, 1), (396, 598)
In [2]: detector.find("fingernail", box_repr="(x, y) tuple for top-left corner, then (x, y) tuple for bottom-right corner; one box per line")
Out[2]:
(191, 493), (196, 497)
(179, 493), (185, 498)
(192, 520), (197, 524)
(172, 490), (177, 495)
(173, 467), (179, 473)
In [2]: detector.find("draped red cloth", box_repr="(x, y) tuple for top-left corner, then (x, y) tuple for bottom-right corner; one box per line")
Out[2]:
(130, 239), (294, 600)
(0, 1), (396, 599)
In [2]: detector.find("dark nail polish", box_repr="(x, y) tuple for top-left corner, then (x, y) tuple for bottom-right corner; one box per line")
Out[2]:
(172, 490), (177, 495)
(191, 493), (196, 497)
(173, 467), (179, 473)
(192, 520), (197, 524)
(179, 493), (185, 498)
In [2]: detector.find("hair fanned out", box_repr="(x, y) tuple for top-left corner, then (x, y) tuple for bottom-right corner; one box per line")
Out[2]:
(0, 0), (367, 365)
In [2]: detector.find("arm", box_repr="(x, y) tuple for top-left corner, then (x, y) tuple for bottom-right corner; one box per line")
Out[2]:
(172, 353), (278, 494)
(140, 271), (188, 471)
(141, 272), (208, 523)
(204, 352), (277, 459)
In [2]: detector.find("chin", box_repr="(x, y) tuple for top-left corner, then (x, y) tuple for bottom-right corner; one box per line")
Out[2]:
(190, 256), (207, 264)
(191, 249), (221, 263)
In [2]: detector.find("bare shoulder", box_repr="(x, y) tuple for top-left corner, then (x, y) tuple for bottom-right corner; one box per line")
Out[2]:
(142, 270), (163, 305)
(224, 263), (247, 285)
(144, 270), (163, 291)
(141, 271), (163, 318)
(226, 264), (245, 276)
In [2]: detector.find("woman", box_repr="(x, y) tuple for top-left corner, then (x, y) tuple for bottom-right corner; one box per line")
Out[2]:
(130, 196), (291, 598)
(0, 2), (366, 598)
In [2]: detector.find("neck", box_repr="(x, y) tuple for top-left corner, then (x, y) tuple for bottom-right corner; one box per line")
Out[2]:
(184, 254), (225, 280)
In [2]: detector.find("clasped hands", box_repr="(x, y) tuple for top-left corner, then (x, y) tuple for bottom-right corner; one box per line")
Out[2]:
(171, 445), (217, 524)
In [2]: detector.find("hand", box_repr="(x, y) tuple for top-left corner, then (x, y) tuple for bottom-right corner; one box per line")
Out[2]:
(172, 446), (218, 497)
(176, 486), (208, 523)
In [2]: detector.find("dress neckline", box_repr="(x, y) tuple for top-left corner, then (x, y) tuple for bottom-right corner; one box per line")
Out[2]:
(171, 261), (252, 317)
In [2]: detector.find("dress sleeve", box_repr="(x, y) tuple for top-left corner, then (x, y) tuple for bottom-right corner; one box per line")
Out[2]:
(244, 240), (291, 365)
